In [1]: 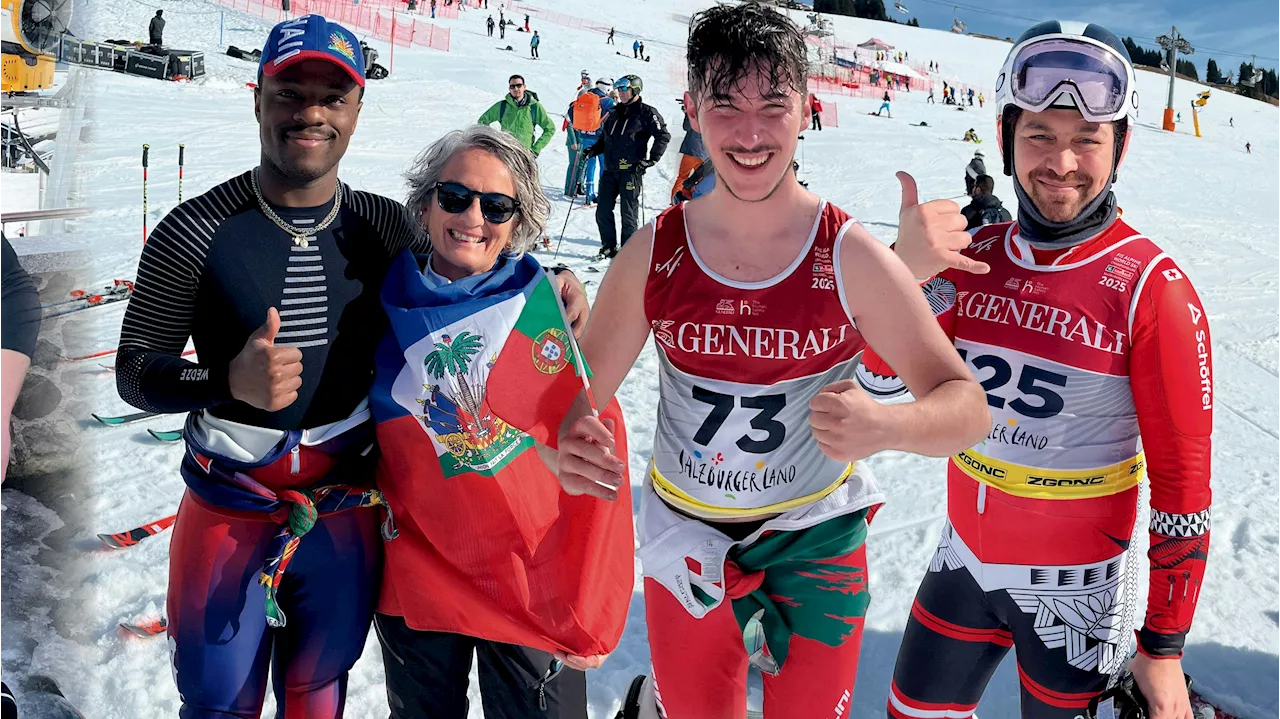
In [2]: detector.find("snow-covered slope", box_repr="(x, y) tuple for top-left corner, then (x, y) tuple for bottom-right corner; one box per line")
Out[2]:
(5, 0), (1274, 717)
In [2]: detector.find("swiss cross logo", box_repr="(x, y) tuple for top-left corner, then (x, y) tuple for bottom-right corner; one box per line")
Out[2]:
(1187, 303), (1203, 325)
(1163, 268), (1184, 282)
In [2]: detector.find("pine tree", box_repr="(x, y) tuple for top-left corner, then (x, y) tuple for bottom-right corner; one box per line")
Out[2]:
(1237, 61), (1253, 91)
(907, 17), (920, 27)
(1176, 58), (1198, 81)
(1206, 58), (1223, 85)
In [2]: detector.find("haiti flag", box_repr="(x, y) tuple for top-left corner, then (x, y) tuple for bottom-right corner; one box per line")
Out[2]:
(371, 250), (633, 657)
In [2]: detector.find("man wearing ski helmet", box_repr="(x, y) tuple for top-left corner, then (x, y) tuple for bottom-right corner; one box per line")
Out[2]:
(868, 20), (1211, 719)
(585, 74), (669, 258)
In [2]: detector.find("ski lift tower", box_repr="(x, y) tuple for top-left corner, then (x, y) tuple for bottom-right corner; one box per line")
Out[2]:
(1156, 27), (1193, 131)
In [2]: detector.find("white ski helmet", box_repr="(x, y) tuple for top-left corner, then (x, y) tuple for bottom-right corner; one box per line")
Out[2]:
(994, 20), (1138, 178)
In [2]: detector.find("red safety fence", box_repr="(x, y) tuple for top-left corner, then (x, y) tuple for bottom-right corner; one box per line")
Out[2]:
(210, 0), (451, 51)
(506, 0), (610, 35)
(818, 102), (839, 128)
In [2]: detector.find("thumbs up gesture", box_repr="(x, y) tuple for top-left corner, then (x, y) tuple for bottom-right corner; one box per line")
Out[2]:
(809, 379), (889, 464)
(228, 308), (304, 411)
(894, 171), (990, 280)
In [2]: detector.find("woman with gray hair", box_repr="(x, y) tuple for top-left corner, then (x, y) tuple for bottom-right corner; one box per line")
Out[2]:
(368, 124), (635, 719)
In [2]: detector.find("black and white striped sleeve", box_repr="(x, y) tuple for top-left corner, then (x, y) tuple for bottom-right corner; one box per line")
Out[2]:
(116, 185), (238, 413)
(348, 189), (425, 255)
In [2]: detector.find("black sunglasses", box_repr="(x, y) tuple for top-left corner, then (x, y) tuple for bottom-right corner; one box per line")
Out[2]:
(432, 181), (521, 224)
(509, 83), (524, 89)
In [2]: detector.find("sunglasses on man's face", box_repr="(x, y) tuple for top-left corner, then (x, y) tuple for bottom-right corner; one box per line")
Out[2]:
(509, 83), (524, 89)
(432, 182), (520, 224)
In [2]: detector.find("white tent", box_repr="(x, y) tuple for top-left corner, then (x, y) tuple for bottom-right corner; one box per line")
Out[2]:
(876, 60), (924, 80)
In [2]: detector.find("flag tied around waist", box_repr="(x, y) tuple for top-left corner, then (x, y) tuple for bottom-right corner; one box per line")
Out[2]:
(179, 414), (392, 628)
(372, 250), (633, 656)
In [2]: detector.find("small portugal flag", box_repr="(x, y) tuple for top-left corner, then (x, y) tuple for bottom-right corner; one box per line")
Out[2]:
(486, 270), (593, 447)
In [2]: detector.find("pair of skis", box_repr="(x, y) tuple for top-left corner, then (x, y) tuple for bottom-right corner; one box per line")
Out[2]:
(100, 514), (176, 637)
(90, 411), (182, 442)
(41, 280), (134, 320)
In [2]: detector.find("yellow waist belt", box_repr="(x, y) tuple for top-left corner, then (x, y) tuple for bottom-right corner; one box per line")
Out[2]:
(951, 448), (1144, 500)
(650, 462), (853, 519)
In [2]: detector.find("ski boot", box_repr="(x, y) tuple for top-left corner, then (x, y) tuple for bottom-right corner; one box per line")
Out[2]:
(614, 675), (660, 719)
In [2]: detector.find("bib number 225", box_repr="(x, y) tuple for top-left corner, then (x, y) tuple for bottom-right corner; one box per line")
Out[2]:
(691, 386), (786, 454)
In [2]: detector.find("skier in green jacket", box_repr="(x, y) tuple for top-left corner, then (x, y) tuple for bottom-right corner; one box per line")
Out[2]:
(478, 74), (556, 156)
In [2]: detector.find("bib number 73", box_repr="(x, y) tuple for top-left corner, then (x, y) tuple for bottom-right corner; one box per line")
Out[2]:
(956, 349), (1068, 419)
(691, 386), (787, 454)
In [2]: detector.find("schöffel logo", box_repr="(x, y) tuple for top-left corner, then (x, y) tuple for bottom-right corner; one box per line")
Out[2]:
(328, 32), (357, 62)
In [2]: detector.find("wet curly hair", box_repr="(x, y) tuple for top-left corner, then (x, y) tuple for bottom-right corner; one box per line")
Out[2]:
(686, 2), (808, 104)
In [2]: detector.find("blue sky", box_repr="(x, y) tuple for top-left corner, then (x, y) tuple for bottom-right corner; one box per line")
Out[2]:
(804, 0), (1279, 77)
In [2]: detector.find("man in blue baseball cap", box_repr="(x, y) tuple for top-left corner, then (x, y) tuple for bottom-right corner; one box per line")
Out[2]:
(115, 14), (589, 718)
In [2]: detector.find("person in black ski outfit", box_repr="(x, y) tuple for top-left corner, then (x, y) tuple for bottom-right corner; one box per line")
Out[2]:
(148, 9), (165, 46)
(585, 75), (670, 259)
(964, 149), (986, 196)
(487, 15), (495, 36)
(960, 174), (1011, 230)
(1, 234), (40, 484)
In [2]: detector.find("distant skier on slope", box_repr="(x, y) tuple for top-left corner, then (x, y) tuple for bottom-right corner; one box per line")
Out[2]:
(873, 90), (891, 117)
(963, 148), (985, 195)
(867, 20), (1213, 719)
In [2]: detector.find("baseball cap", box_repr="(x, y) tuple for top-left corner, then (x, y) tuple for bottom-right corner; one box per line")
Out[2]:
(259, 15), (366, 87)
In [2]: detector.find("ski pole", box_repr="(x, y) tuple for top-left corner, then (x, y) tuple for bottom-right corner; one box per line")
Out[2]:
(177, 144), (185, 202)
(141, 144), (150, 244)
(552, 188), (581, 261)
(553, 151), (585, 261)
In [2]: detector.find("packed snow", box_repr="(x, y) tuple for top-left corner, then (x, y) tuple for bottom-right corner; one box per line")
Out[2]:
(3, 0), (1276, 717)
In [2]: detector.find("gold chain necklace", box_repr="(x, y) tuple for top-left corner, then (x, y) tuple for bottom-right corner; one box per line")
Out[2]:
(251, 168), (342, 248)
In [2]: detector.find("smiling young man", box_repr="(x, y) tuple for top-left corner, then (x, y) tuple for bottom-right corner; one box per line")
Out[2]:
(867, 21), (1213, 719)
(550, 4), (990, 718)
(115, 15), (586, 718)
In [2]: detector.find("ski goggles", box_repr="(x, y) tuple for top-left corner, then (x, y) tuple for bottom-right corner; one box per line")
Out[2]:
(432, 182), (520, 224)
(613, 78), (633, 92)
(1001, 38), (1136, 123)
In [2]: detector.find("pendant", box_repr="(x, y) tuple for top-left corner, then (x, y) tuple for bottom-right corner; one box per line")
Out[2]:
(294, 235), (314, 248)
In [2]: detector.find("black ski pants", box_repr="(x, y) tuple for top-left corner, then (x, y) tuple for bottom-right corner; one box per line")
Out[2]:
(812, 113), (822, 131)
(375, 614), (587, 719)
(596, 169), (643, 252)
